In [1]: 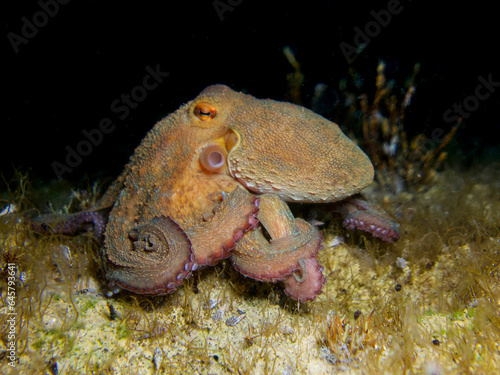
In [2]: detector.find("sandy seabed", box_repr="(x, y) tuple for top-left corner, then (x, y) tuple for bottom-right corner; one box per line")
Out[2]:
(1, 164), (499, 375)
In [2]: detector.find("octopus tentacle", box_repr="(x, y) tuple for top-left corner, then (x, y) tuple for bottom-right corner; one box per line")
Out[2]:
(334, 196), (400, 243)
(232, 194), (325, 302)
(31, 209), (109, 243)
(188, 186), (260, 266)
(105, 215), (194, 295)
(232, 218), (323, 282)
(283, 258), (326, 302)
(293, 259), (308, 283)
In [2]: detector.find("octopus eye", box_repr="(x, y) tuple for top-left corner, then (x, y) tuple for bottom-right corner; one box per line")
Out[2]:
(200, 144), (227, 173)
(194, 102), (216, 121)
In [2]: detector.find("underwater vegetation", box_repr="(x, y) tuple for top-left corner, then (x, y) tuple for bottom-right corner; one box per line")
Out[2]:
(353, 61), (460, 193)
(284, 48), (460, 194)
(1, 58), (500, 374)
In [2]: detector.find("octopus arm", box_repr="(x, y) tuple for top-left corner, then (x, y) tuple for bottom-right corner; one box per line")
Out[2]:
(335, 196), (400, 243)
(31, 208), (110, 242)
(188, 186), (260, 266)
(105, 216), (194, 295)
(231, 194), (326, 302)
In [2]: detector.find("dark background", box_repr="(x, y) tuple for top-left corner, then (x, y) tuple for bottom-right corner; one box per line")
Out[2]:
(2, 1), (500, 189)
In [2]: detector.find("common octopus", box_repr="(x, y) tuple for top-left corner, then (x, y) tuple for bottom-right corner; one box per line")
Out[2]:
(33, 85), (399, 302)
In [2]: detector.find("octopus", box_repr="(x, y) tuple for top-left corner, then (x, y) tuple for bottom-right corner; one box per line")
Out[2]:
(33, 85), (399, 302)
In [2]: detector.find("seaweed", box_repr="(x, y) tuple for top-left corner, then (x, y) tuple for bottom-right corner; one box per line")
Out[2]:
(1, 66), (500, 374)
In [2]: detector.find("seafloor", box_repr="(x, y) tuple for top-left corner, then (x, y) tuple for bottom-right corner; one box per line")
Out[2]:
(0, 162), (499, 374)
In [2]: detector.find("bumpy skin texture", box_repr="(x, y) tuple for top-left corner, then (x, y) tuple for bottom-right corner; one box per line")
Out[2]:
(33, 85), (399, 302)
(334, 197), (400, 243)
(232, 194), (326, 302)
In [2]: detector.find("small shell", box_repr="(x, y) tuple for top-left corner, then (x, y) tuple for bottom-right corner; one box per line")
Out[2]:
(208, 298), (219, 310)
(153, 347), (162, 370)
(59, 245), (73, 265)
(282, 325), (294, 335)
(212, 303), (227, 321)
(0, 203), (17, 216)
(139, 325), (167, 340)
(225, 314), (246, 327)
(396, 257), (407, 269)
(212, 309), (225, 322)
(19, 271), (29, 285)
(326, 236), (344, 248)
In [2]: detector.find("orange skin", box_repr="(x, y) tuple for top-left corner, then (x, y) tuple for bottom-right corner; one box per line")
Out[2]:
(34, 85), (398, 302)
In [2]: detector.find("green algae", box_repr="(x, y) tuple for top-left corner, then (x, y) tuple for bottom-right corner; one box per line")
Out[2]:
(1, 164), (499, 374)
(2, 57), (500, 374)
